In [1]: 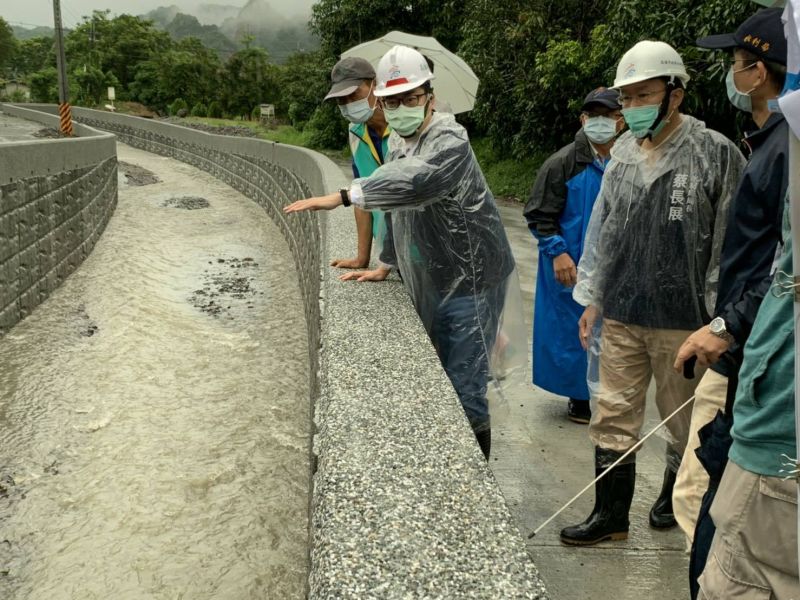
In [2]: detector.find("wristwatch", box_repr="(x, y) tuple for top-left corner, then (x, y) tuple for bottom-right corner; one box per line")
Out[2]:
(339, 188), (351, 207)
(709, 317), (734, 344)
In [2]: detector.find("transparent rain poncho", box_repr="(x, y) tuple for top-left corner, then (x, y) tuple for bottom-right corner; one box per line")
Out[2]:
(350, 111), (526, 430)
(573, 115), (745, 464)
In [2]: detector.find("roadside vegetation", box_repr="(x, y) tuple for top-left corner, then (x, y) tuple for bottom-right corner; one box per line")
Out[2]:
(0, 0), (754, 200)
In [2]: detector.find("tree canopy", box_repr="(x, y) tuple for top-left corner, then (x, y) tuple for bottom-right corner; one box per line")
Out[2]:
(4, 0), (761, 156)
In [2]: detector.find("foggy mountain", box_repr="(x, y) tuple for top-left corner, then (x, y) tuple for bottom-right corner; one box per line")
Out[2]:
(144, 0), (317, 62)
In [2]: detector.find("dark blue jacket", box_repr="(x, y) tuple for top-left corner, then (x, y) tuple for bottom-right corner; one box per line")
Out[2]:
(712, 113), (788, 378)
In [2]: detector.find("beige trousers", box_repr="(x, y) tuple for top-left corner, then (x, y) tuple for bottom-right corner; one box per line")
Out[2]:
(589, 319), (705, 458)
(698, 461), (799, 599)
(673, 369), (728, 545)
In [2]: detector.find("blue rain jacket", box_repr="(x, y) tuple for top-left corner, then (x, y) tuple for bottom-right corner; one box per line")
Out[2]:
(524, 130), (604, 400)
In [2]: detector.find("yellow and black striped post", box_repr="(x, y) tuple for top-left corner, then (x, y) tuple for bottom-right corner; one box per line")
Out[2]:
(53, 0), (73, 137)
(58, 102), (73, 137)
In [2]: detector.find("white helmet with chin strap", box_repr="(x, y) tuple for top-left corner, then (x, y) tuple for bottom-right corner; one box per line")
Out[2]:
(613, 41), (690, 89)
(614, 41), (689, 140)
(375, 45), (436, 97)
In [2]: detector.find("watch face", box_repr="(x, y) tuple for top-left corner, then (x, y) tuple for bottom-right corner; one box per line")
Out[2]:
(710, 317), (724, 334)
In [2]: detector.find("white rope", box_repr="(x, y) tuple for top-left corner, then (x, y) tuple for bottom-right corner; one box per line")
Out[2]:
(528, 393), (697, 539)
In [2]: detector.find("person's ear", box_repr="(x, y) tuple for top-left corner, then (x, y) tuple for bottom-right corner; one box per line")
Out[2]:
(753, 61), (768, 92)
(580, 113), (588, 127)
(669, 87), (685, 113)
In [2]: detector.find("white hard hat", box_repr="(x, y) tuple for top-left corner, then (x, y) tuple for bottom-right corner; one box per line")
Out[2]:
(374, 45), (435, 97)
(613, 41), (690, 89)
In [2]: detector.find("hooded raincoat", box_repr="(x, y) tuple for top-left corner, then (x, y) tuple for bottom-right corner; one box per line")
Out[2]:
(350, 112), (522, 431)
(524, 129), (606, 401)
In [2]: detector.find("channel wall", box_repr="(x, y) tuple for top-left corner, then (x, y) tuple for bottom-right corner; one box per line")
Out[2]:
(4, 104), (548, 599)
(0, 105), (117, 335)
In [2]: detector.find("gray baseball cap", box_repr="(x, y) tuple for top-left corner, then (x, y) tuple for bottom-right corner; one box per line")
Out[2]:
(324, 57), (376, 100)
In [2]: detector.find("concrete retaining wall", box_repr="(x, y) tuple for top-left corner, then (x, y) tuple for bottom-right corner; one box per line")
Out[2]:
(12, 105), (548, 599)
(0, 105), (117, 335)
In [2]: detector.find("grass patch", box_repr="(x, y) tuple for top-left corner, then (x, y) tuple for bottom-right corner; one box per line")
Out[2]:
(183, 117), (311, 145)
(471, 137), (546, 202)
(180, 118), (545, 198)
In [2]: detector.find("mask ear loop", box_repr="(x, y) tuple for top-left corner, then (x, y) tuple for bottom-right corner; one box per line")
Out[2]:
(367, 80), (378, 112)
(646, 79), (676, 141)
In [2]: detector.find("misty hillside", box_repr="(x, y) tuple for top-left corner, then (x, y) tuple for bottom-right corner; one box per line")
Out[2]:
(12, 25), (55, 40)
(144, 0), (317, 63)
(195, 3), (241, 26)
(166, 13), (238, 56)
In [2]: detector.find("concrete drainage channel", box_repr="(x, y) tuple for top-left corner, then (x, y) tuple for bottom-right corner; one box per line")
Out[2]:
(2, 104), (549, 598)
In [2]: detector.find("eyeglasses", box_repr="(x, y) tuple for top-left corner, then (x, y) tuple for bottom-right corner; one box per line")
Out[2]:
(717, 57), (757, 71)
(382, 93), (428, 111)
(619, 88), (667, 107)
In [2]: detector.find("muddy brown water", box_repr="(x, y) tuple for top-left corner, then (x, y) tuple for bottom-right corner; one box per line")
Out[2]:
(0, 144), (310, 600)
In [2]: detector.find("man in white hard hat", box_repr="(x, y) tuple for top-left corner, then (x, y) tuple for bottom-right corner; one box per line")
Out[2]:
(564, 40), (745, 546)
(283, 45), (518, 459)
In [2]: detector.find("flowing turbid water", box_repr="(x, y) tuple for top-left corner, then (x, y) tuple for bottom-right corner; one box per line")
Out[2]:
(0, 144), (310, 600)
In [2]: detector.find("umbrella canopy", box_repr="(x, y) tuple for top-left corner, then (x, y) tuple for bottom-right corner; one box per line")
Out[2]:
(341, 31), (480, 115)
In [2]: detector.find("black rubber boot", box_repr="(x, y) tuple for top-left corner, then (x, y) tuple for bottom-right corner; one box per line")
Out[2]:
(560, 448), (635, 546)
(567, 399), (591, 424)
(649, 464), (678, 529)
(475, 428), (491, 460)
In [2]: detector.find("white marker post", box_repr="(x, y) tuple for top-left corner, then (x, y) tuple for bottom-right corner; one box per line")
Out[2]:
(106, 86), (116, 112)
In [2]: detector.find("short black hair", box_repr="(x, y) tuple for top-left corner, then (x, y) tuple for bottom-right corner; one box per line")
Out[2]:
(422, 54), (434, 93)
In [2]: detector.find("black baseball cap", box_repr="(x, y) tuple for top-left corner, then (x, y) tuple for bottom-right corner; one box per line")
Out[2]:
(325, 57), (376, 100)
(581, 87), (622, 112)
(696, 8), (787, 65)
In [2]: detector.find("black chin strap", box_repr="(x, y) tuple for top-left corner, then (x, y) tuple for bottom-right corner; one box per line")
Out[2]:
(646, 80), (676, 140)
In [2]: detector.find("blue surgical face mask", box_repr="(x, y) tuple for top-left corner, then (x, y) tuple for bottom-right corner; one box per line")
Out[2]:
(339, 96), (376, 124)
(726, 66), (754, 113)
(621, 104), (667, 139)
(583, 116), (619, 144)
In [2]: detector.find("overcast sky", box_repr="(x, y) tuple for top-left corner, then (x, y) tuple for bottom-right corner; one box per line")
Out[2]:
(3, 0), (314, 28)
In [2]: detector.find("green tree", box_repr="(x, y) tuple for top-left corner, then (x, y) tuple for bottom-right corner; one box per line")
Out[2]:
(130, 37), (220, 112)
(310, 0), (467, 56)
(459, 0), (754, 158)
(0, 17), (17, 76)
(220, 47), (279, 117)
(169, 97), (188, 116)
(10, 36), (54, 77)
(191, 101), (208, 117)
(275, 50), (333, 129)
(64, 11), (172, 97)
(208, 100), (223, 118)
(29, 67), (59, 102)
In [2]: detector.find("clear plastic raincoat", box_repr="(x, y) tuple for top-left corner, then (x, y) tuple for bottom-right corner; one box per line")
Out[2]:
(573, 115), (745, 463)
(350, 111), (524, 431)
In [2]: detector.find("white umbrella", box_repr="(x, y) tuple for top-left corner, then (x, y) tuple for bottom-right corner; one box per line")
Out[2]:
(341, 31), (480, 115)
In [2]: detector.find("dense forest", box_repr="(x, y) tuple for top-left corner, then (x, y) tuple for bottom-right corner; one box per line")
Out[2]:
(0, 0), (756, 159)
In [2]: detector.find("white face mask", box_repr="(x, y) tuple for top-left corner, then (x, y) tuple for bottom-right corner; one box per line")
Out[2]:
(583, 116), (619, 144)
(338, 83), (376, 124)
